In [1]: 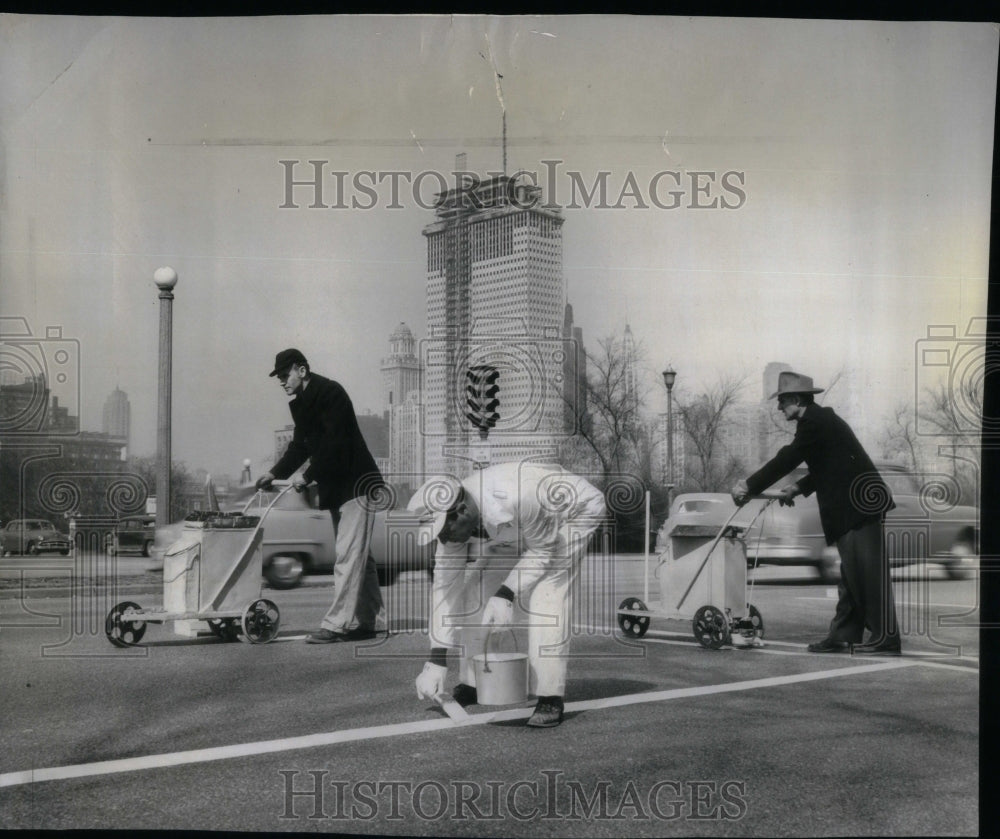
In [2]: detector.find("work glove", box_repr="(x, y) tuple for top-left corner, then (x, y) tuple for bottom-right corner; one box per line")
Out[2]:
(731, 480), (750, 507)
(482, 595), (514, 627)
(415, 662), (447, 700)
(777, 484), (799, 507)
(255, 473), (274, 491)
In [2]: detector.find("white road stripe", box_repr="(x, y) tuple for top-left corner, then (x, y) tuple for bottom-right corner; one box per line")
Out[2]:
(0, 659), (923, 789)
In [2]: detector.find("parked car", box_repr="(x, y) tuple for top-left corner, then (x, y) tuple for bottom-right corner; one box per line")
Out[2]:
(106, 515), (157, 557)
(657, 465), (978, 582)
(0, 519), (73, 556)
(150, 483), (436, 589)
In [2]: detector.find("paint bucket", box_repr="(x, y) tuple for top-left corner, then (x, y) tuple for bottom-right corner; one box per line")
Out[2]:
(472, 629), (528, 705)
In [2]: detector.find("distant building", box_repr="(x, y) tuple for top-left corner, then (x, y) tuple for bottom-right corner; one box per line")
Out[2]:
(356, 411), (389, 462)
(562, 303), (588, 435)
(102, 387), (131, 452)
(380, 323), (422, 412)
(0, 374), (50, 434)
(422, 163), (566, 473)
(389, 389), (424, 492)
(381, 323), (424, 488)
(274, 424), (294, 463)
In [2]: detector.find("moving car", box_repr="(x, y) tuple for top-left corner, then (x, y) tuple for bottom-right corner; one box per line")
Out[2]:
(151, 483), (435, 589)
(0, 519), (73, 556)
(657, 465), (978, 582)
(106, 515), (157, 557)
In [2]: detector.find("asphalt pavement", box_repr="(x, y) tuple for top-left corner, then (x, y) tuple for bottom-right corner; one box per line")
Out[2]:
(0, 554), (980, 835)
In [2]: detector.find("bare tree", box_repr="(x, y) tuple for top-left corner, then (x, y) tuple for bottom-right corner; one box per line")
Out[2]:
(560, 333), (647, 484)
(918, 381), (982, 503)
(675, 373), (750, 492)
(878, 401), (926, 472)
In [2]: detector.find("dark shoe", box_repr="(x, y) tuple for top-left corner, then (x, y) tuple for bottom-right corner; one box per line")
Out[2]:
(452, 683), (478, 708)
(852, 639), (902, 656)
(807, 638), (851, 653)
(527, 696), (564, 728)
(305, 629), (349, 643)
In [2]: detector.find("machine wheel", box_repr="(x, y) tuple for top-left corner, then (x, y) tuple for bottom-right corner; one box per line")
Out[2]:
(105, 601), (147, 647)
(692, 605), (730, 649)
(239, 599), (280, 644)
(142, 540), (154, 558)
(207, 618), (241, 642)
(264, 554), (305, 589)
(617, 597), (650, 638)
(746, 604), (764, 639)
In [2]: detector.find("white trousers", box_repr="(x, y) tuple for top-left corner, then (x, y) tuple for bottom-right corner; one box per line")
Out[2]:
(430, 521), (599, 698)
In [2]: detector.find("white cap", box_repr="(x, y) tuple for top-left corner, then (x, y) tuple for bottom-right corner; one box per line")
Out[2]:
(407, 475), (464, 546)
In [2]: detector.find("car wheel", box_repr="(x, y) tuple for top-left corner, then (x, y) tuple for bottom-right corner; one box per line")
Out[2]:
(264, 554), (305, 589)
(59, 548), (70, 556)
(945, 535), (977, 581)
(142, 540), (154, 558)
(818, 549), (841, 583)
(26, 541), (38, 556)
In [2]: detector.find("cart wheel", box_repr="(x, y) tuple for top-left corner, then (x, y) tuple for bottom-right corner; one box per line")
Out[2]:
(746, 605), (764, 639)
(105, 601), (147, 647)
(207, 618), (240, 642)
(692, 605), (730, 649)
(239, 599), (280, 644)
(617, 597), (650, 638)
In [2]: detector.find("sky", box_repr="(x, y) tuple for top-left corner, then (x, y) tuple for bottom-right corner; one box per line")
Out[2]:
(1, 15), (996, 477)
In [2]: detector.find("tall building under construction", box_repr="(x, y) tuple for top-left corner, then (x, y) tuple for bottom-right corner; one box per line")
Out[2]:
(422, 165), (571, 474)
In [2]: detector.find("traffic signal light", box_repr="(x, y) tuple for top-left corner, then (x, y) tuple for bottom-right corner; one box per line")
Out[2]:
(465, 365), (500, 433)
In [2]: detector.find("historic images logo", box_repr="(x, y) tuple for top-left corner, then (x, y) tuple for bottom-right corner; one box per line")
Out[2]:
(278, 160), (747, 211)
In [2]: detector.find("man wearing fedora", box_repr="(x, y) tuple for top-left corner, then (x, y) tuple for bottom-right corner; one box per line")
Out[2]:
(407, 462), (607, 728)
(256, 348), (384, 643)
(731, 371), (901, 655)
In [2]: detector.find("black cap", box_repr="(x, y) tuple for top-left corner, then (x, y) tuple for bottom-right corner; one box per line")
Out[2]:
(269, 348), (308, 377)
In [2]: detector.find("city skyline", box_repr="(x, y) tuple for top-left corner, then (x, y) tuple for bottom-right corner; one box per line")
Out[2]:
(1, 16), (993, 476)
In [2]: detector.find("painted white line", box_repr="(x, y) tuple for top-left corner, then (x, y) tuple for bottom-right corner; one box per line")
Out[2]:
(912, 660), (980, 674)
(640, 636), (807, 656)
(0, 659), (919, 790)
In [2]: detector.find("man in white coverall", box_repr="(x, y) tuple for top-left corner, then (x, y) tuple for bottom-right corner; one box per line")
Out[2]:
(408, 462), (607, 728)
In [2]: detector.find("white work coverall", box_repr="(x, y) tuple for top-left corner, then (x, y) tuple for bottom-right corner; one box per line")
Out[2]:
(429, 462), (607, 697)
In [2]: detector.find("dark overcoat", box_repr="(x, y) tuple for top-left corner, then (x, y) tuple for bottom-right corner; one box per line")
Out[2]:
(271, 373), (384, 511)
(745, 403), (894, 544)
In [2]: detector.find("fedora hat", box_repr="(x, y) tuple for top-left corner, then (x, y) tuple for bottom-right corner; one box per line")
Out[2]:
(407, 475), (465, 546)
(269, 348), (308, 377)
(769, 371), (825, 399)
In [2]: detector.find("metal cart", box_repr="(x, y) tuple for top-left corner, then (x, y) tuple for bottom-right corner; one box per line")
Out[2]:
(103, 487), (291, 647)
(617, 494), (778, 649)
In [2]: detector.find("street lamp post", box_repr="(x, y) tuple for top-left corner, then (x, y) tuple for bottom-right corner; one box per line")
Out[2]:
(662, 366), (677, 508)
(154, 267), (178, 531)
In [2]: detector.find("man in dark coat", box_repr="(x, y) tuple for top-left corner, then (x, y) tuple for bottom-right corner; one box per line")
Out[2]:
(257, 348), (385, 643)
(732, 371), (901, 655)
